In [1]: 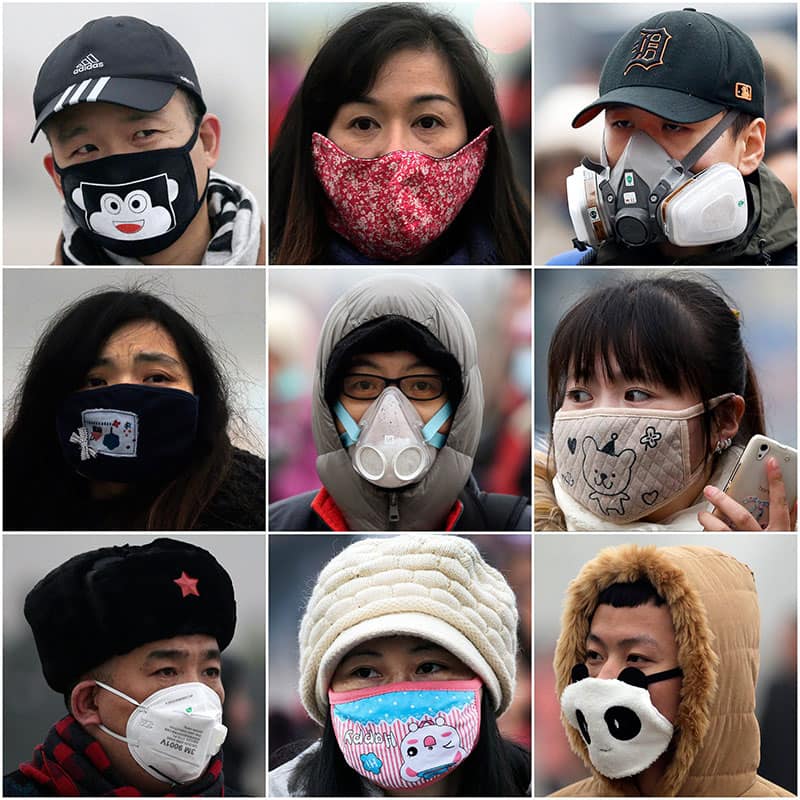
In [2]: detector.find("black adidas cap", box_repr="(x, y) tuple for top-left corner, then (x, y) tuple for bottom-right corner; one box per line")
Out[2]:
(32, 16), (206, 142)
(573, 8), (765, 128)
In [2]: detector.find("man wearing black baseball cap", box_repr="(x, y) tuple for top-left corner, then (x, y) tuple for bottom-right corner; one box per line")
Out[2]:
(4, 539), (238, 796)
(548, 8), (796, 266)
(33, 16), (265, 265)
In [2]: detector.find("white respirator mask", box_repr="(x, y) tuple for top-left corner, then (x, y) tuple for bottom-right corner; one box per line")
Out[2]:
(96, 681), (227, 785)
(334, 387), (452, 489)
(561, 663), (682, 779)
(566, 110), (748, 250)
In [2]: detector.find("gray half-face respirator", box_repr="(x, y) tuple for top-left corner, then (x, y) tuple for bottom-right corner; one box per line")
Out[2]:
(334, 387), (452, 489)
(561, 662), (682, 779)
(567, 110), (748, 249)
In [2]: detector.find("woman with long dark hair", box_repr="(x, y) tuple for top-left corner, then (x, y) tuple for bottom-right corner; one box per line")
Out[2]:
(4, 288), (264, 530)
(270, 4), (530, 264)
(269, 535), (531, 796)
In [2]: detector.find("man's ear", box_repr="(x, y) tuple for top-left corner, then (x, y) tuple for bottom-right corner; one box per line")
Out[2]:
(71, 680), (103, 726)
(736, 117), (766, 177)
(197, 113), (221, 170)
(43, 153), (64, 198)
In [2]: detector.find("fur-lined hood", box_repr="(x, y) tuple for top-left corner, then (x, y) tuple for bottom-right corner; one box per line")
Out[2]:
(553, 545), (790, 796)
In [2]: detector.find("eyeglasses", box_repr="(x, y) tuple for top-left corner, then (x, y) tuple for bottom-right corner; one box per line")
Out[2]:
(341, 373), (446, 401)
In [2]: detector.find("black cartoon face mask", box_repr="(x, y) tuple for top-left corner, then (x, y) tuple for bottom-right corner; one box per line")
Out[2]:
(54, 122), (207, 257)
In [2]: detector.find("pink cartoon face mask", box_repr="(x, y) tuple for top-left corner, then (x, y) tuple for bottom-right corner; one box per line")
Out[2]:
(312, 127), (492, 261)
(328, 679), (482, 790)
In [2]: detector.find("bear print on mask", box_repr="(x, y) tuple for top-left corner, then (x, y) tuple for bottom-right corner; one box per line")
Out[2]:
(581, 433), (636, 516)
(399, 717), (468, 783)
(71, 174), (179, 241)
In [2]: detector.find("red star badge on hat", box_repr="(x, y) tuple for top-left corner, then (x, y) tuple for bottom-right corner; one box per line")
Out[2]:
(173, 571), (200, 598)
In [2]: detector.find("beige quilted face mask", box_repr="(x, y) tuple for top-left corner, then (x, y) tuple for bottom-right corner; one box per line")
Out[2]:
(552, 396), (730, 523)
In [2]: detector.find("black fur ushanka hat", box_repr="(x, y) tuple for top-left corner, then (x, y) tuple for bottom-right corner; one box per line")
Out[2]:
(24, 537), (236, 693)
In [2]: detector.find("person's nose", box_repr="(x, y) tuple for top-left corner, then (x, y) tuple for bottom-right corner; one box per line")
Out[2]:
(381, 123), (415, 156)
(596, 657), (623, 680)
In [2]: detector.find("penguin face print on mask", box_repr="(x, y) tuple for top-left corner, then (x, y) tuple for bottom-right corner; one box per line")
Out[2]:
(71, 174), (179, 240)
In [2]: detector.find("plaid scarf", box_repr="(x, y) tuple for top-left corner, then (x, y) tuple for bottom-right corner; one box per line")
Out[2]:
(17, 714), (225, 796)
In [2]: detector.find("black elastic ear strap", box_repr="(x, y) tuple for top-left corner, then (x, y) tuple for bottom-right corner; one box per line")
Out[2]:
(681, 110), (740, 172)
(644, 666), (683, 685)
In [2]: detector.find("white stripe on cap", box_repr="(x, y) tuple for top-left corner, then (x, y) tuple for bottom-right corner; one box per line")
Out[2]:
(52, 84), (76, 113)
(67, 79), (92, 105)
(86, 76), (110, 103)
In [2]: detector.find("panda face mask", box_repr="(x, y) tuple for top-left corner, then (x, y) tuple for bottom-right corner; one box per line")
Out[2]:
(560, 663), (682, 779)
(54, 122), (206, 257)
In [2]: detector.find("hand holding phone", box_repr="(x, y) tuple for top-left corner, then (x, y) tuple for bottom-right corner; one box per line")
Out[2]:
(703, 435), (797, 530)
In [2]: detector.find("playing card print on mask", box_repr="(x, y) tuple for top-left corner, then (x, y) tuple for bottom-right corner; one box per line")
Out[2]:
(71, 174), (179, 241)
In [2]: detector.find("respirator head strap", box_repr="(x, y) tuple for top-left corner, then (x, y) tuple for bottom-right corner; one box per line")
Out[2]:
(681, 110), (740, 173)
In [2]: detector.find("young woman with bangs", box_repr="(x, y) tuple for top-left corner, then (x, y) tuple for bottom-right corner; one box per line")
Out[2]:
(534, 275), (795, 531)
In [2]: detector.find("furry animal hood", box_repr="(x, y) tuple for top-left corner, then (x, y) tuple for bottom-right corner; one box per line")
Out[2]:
(554, 544), (775, 796)
(311, 274), (484, 530)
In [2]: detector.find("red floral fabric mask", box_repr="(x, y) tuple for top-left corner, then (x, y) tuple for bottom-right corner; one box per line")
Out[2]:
(312, 126), (492, 261)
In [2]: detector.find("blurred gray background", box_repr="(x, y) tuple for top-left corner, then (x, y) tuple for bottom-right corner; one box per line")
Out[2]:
(534, 534), (797, 795)
(534, 268), (797, 450)
(4, 3), (266, 264)
(3, 268), (266, 455)
(4, 533), (266, 796)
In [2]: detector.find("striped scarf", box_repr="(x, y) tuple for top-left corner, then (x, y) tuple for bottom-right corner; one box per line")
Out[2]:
(60, 172), (261, 265)
(16, 714), (225, 796)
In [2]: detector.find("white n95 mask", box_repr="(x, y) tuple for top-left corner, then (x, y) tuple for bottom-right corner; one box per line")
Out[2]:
(334, 387), (452, 488)
(96, 681), (227, 785)
(561, 663), (682, 779)
(566, 110), (747, 250)
(552, 394), (733, 523)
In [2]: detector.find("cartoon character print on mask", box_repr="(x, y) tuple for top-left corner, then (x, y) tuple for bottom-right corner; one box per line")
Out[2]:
(72, 408), (138, 460)
(328, 679), (481, 791)
(399, 718), (469, 783)
(580, 433), (637, 516)
(71, 174), (179, 241)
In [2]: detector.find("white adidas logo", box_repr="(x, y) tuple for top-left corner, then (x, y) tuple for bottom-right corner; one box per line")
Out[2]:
(73, 53), (104, 75)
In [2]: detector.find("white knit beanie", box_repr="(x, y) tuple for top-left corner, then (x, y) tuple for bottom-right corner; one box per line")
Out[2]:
(298, 534), (519, 726)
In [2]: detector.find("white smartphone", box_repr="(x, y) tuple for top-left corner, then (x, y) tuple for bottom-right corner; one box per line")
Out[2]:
(717, 435), (798, 529)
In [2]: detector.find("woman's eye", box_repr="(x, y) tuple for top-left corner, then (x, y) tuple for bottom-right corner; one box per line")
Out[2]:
(350, 117), (378, 132)
(610, 119), (633, 129)
(628, 654), (649, 664)
(566, 388), (592, 403)
(352, 666), (380, 679)
(415, 116), (442, 130)
(86, 376), (106, 387)
(417, 662), (445, 674)
(144, 373), (172, 383)
(625, 389), (652, 402)
(663, 123), (687, 133)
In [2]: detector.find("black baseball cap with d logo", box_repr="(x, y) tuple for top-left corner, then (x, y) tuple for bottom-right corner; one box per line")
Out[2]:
(31, 16), (206, 142)
(572, 8), (765, 128)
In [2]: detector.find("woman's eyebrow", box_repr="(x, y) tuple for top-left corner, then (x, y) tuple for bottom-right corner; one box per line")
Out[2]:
(348, 93), (458, 108)
(90, 352), (182, 368)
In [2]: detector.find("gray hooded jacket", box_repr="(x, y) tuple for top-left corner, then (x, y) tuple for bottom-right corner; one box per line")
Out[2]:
(312, 274), (484, 530)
